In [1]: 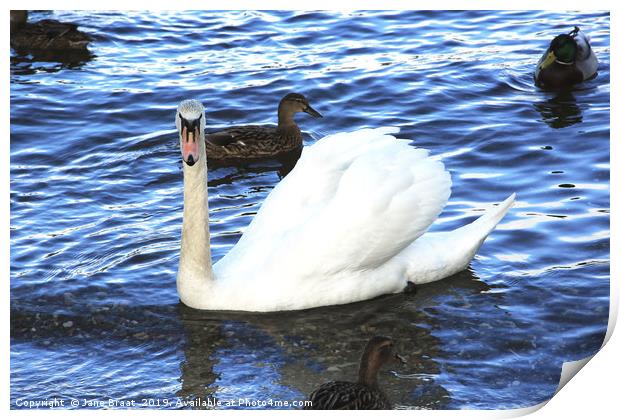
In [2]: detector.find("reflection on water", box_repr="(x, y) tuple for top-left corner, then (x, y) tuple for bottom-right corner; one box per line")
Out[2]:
(533, 91), (583, 129)
(11, 268), (489, 409)
(10, 53), (93, 76)
(176, 318), (222, 406)
(172, 268), (488, 409)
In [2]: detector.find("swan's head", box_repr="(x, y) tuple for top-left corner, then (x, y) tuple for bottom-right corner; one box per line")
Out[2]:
(176, 99), (205, 167)
(278, 93), (322, 119)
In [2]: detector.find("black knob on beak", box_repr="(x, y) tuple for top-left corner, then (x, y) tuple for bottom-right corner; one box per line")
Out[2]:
(186, 155), (195, 166)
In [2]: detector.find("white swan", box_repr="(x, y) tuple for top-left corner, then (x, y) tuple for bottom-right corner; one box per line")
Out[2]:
(176, 99), (515, 312)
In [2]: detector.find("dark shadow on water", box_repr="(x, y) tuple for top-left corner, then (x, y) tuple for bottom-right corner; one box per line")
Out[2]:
(175, 318), (224, 407)
(174, 268), (491, 409)
(533, 91), (583, 129)
(10, 267), (494, 409)
(10, 49), (94, 76)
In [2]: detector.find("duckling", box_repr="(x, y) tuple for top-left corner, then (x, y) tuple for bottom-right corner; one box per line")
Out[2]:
(535, 26), (598, 89)
(10, 10), (92, 52)
(306, 336), (404, 410)
(205, 93), (322, 161)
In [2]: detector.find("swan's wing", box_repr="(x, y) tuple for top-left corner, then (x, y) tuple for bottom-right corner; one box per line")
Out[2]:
(216, 127), (451, 279)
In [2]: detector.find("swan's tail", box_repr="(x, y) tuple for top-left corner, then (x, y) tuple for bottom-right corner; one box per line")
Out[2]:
(453, 193), (516, 242)
(400, 193), (516, 285)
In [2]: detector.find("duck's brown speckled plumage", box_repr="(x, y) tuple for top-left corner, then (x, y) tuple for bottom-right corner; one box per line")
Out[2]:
(206, 124), (302, 160)
(306, 336), (402, 410)
(10, 11), (92, 52)
(205, 93), (321, 161)
(307, 381), (391, 410)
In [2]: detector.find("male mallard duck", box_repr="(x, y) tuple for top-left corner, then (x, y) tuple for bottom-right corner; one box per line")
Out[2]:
(175, 99), (515, 312)
(306, 336), (404, 410)
(205, 93), (322, 161)
(10, 10), (92, 52)
(535, 26), (598, 89)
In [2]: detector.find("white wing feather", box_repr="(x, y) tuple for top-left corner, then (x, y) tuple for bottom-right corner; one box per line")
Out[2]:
(215, 127), (451, 280)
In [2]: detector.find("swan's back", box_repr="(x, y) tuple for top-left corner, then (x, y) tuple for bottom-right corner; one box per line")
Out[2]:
(215, 127), (451, 281)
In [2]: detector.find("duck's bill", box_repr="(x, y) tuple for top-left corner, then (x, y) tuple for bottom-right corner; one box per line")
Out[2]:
(539, 50), (557, 71)
(181, 127), (200, 166)
(394, 353), (407, 365)
(305, 105), (323, 118)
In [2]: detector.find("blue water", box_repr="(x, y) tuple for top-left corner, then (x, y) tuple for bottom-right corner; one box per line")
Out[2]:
(10, 10), (609, 409)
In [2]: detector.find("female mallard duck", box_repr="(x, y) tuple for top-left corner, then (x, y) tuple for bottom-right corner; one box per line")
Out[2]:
(176, 99), (515, 312)
(205, 93), (322, 161)
(306, 336), (404, 410)
(535, 26), (598, 89)
(10, 10), (92, 52)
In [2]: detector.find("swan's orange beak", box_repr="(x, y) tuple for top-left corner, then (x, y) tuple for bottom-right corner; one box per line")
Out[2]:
(181, 123), (200, 166)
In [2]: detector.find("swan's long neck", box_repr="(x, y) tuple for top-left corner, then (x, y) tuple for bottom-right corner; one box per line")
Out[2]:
(177, 133), (216, 307)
